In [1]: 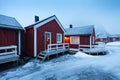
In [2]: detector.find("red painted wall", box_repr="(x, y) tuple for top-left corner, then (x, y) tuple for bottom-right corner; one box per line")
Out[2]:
(37, 20), (64, 55)
(64, 35), (91, 49)
(80, 35), (90, 45)
(25, 25), (34, 56)
(0, 28), (17, 46)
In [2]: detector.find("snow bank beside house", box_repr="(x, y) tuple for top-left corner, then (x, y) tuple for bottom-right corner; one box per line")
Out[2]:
(107, 41), (120, 46)
(74, 51), (94, 58)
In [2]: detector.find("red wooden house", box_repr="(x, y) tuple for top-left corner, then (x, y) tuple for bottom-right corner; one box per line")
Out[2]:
(64, 25), (95, 49)
(0, 14), (23, 64)
(25, 15), (65, 57)
(95, 34), (120, 43)
(95, 34), (108, 43)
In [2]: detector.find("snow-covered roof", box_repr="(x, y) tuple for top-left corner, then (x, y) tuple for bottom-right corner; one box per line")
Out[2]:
(65, 25), (94, 36)
(0, 14), (23, 30)
(96, 33), (108, 38)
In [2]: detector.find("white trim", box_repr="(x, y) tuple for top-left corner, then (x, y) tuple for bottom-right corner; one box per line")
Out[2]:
(34, 28), (37, 57)
(18, 30), (21, 55)
(93, 36), (95, 44)
(45, 32), (51, 51)
(34, 16), (65, 33)
(90, 36), (92, 49)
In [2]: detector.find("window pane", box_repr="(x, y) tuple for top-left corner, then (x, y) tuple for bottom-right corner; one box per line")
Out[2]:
(57, 33), (62, 43)
(70, 36), (79, 44)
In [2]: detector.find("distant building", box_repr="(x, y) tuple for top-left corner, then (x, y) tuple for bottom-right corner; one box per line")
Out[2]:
(95, 34), (120, 43)
(108, 34), (120, 42)
(95, 33), (108, 43)
(64, 25), (95, 49)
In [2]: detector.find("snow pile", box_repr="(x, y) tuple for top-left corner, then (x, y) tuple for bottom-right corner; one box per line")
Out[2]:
(1, 42), (120, 80)
(107, 41), (120, 46)
(74, 51), (94, 58)
(106, 41), (120, 54)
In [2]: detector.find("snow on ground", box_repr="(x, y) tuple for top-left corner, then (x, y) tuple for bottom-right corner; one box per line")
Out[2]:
(1, 42), (120, 80)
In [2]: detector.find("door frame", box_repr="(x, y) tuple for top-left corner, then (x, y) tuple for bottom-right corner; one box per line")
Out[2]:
(44, 32), (51, 51)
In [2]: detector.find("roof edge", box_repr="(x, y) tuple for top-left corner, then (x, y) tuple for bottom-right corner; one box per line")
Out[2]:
(33, 15), (65, 32)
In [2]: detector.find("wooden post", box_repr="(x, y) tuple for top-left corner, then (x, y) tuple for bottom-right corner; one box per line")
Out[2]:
(90, 36), (92, 49)
(56, 44), (58, 51)
(34, 28), (37, 57)
(18, 30), (21, 55)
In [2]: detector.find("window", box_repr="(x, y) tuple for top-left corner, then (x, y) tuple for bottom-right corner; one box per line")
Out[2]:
(57, 33), (62, 43)
(70, 36), (79, 44)
(112, 38), (116, 41)
(100, 38), (103, 41)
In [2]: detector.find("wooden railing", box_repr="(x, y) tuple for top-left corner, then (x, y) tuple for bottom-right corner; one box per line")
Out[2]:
(79, 44), (105, 50)
(0, 45), (17, 56)
(47, 43), (69, 52)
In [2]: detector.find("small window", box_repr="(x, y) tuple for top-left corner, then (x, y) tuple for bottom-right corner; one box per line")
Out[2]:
(57, 33), (62, 43)
(70, 36), (79, 44)
(113, 38), (116, 41)
(100, 38), (103, 41)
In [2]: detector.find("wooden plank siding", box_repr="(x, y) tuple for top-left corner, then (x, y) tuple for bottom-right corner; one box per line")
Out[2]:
(25, 25), (34, 56)
(0, 28), (17, 46)
(37, 20), (64, 54)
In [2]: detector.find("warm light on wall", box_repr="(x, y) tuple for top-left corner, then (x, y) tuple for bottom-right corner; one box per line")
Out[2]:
(64, 37), (70, 43)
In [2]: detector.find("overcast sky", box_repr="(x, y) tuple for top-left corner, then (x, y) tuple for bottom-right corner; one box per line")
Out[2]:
(0, 0), (120, 34)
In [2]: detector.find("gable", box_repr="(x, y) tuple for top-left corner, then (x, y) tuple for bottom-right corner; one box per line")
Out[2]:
(33, 15), (65, 32)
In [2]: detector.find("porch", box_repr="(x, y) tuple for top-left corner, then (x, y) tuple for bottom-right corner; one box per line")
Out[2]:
(37, 43), (69, 61)
(0, 45), (19, 64)
(79, 44), (107, 55)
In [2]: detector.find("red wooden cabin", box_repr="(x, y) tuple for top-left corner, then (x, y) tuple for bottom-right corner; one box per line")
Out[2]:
(0, 14), (23, 64)
(95, 34), (120, 43)
(25, 15), (65, 57)
(64, 25), (95, 49)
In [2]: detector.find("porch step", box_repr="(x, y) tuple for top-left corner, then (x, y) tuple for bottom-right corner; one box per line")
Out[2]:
(38, 56), (44, 59)
(37, 51), (47, 61)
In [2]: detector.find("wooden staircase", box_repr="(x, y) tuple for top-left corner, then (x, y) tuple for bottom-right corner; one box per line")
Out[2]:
(37, 51), (47, 62)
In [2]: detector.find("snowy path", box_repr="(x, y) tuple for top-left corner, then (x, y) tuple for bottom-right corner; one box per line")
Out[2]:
(0, 42), (120, 80)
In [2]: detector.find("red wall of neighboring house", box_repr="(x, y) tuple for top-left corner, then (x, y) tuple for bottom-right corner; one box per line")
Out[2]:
(25, 25), (34, 56)
(0, 28), (17, 46)
(37, 20), (64, 55)
(80, 35), (90, 45)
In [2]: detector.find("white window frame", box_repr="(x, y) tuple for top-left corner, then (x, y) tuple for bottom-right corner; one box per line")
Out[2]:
(70, 36), (80, 44)
(45, 32), (51, 44)
(56, 33), (62, 43)
(112, 38), (116, 41)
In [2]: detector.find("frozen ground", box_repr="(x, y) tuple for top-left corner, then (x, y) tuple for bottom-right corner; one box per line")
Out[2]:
(1, 42), (120, 80)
